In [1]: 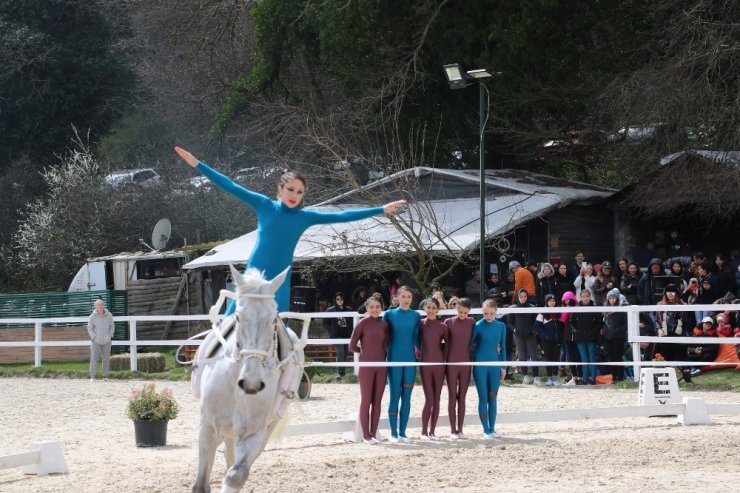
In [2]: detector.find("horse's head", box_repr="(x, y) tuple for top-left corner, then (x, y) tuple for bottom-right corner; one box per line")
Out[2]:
(230, 264), (288, 394)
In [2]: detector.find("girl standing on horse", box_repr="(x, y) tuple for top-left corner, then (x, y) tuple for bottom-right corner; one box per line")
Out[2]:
(175, 147), (405, 312)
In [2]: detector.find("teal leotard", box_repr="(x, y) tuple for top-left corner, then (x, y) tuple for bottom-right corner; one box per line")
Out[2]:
(383, 307), (420, 439)
(196, 162), (384, 311)
(471, 318), (507, 435)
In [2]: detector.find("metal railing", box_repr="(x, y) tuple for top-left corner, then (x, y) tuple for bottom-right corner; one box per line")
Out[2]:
(0, 304), (737, 378)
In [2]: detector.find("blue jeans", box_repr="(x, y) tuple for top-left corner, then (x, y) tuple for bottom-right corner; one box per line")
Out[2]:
(577, 342), (598, 383)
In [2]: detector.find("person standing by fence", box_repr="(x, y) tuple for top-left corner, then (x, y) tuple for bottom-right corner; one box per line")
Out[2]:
(348, 297), (388, 444)
(324, 292), (354, 379)
(87, 299), (115, 381)
(383, 285), (420, 443)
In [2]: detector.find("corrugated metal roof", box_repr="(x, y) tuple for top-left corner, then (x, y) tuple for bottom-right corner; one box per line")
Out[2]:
(183, 167), (615, 269)
(659, 150), (740, 168)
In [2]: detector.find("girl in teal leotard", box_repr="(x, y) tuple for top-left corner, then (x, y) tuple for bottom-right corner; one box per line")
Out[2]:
(383, 285), (420, 443)
(470, 299), (507, 438)
(175, 146), (405, 312)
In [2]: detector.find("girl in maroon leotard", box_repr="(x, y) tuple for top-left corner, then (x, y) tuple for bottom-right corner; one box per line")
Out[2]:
(349, 297), (389, 444)
(443, 297), (474, 439)
(419, 297), (448, 439)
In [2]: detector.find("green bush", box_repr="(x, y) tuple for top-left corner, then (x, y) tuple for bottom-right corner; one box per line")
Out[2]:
(126, 383), (179, 421)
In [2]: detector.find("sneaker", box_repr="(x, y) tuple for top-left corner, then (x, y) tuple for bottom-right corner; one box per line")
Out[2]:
(399, 436), (412, 444)
(545, 377), (554, 387)
(563, 377), (576, 387)
(457, 432), (466, 439)
(533, 377), (543, 386)
(489, 431), (502, 439)
(522, 375), (531, 385)
(450, 433), (460, 440)
(429, 434), (438, 440)
(363, 438), (378, 445)
(388, 435), (399, 443)
(690, 368), (702, 377)
(552, 378), (561, 387)
(420, 434), (432, 440)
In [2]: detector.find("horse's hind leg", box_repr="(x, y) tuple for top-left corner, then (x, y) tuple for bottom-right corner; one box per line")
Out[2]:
(193, 422), (221, 493)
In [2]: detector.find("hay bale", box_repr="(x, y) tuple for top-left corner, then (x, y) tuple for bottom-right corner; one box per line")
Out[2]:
(108, 353), (166, 373)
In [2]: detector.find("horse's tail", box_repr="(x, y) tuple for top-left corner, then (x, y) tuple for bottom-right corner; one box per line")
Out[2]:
(269, 405), (293, 443)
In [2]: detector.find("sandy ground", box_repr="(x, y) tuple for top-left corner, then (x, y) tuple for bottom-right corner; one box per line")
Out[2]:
(0, 377), (739, 493)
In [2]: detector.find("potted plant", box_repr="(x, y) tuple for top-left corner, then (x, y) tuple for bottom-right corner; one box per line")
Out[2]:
(126, 383), (179, 447)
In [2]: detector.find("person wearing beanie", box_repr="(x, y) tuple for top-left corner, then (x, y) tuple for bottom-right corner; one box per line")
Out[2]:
(603, 288), (628, 381)
(510, 260), (536, 305)
(593, 261), (619, 306)
(656, 283), (693, 382)
(716, 314), (732, 337)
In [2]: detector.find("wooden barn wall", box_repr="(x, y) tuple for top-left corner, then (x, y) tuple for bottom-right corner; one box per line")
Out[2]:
(0, 326), (89, 363)
(126, 274), (206, 340)
(546, 204), (615, 266)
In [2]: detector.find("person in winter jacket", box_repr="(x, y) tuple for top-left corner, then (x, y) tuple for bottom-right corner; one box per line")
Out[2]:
(638, 258), (665, 305)
(656, 284), (693, 382)
(509, 261), (536, 305)
(593, 261), (619, 306)
(568, 290), (601, 385)
(87, 299), (115, 380)
(573, 263), (596, 300)
(533, 294), (562, 386)
(553, 264), (574, 303)
(602, 288), (628, 381)
(620, 261), (641, 305)
(507, 289), (540, 384)
(686, 316), (719, 376)
(560, 291), (581, 384)
(535, 263), (557, 306)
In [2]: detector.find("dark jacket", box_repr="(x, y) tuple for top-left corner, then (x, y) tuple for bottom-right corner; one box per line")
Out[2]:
(603, 310), (627, 340)
(536, 276), (557, 307)
(323, 304), (354, 338)
(638, 258), (664, 305)
(620, 274), (640, 305)
(568, 301), (601, 343)
(507, 289), (537, 337)
(533, 316), (562, 342)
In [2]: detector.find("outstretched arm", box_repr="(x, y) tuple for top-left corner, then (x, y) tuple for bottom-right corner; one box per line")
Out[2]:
(174, 146), (268, 209)
(307, 199), (407, 226)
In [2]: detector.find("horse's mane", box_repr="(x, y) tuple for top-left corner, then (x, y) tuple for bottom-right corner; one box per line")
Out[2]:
(237, 268), (271, 294)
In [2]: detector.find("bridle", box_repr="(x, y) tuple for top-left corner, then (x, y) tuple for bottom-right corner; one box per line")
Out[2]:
(209, 289), (283, 368)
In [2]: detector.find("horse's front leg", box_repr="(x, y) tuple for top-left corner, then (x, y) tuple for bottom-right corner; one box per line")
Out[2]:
(220, 428), (270, 493)
(224, 436), (235, 469)
(192, 421), (221, 493)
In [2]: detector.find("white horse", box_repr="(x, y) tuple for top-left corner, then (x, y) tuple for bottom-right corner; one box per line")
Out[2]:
(192, 266), (304, 493)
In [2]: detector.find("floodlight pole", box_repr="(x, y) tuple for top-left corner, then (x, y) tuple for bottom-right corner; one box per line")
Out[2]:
(478, 81), (486, 307)
(443, 64), (497, 305)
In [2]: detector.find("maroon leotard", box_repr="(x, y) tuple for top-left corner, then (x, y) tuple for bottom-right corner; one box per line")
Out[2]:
(349, 316), (389, 440)
(420, 318), (448, 436)
(444, 316), (474, 434)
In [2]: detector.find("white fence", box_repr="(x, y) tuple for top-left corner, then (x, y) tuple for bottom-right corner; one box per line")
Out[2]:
(0, 304), (737, 377)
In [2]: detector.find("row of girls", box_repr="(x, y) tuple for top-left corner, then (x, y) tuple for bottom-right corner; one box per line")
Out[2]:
(348, 286), (506, 444)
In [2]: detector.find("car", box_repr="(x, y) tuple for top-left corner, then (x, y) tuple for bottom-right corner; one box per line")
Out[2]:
(188, 176), (212, 190)
(104, 168), (161, 188)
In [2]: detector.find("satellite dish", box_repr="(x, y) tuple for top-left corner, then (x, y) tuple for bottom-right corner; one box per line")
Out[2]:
(152, 218), (172, 251)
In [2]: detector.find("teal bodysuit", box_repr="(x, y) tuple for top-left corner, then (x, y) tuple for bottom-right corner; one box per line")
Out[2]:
(382, 307), (420, 439)
(196, 162), (384, 311)
(470, 318), (507, 435)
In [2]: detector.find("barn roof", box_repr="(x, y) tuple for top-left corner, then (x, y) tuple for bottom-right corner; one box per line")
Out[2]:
(183, 167), (616, 269)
